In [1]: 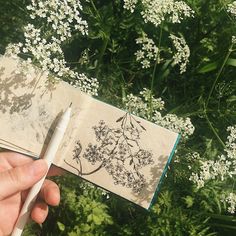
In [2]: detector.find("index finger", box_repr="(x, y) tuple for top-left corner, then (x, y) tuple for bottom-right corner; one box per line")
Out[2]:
(0, 151), (33, 167)
(0, 151), (65, 176)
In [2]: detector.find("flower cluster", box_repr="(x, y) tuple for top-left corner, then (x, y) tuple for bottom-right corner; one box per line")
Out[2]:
(124, 0), (194, 26)
(105, 162), (146, 193)
(153, 113), (195, 140)
(141, 0), (194, 26)
(135, 33), (159, 68)
(83, 143), (103, 165)
(26, 0), (88, 42)
(190, 125), (236, 202)
(124, 88), (164, 119)
(232, 36), (236, 44)
(189, 156), (231, 188)
(124, 88), (194, 140)
(169, 34), (190, 74)
(5, 43), (22, 58)
(4, 0), (99, 96)
(123, 0), (138, 13)
(223, 193), (236, 214)
(227, 1), (236, 47)
(135, 149), (154, 169)
(227, 1), (236, 17)
(225, 126), (236, 160)
(69, 73), (99, 96)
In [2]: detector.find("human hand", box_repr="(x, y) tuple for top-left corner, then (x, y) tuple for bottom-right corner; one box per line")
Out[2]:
(0, 151), (62, 236)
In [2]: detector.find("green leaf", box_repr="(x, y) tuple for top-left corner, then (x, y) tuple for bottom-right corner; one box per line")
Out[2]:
(226, 58), (236, 67)
(210, 223), (236, 230)
(93, 214), (102, 225)
(57, 221), (65, 232)
(227, 95), (236, 103)
(207, 213), (236, 222)
(183, 195), (194, 208)
(198, 62), (218, 73)
(81, 223), (91, 232)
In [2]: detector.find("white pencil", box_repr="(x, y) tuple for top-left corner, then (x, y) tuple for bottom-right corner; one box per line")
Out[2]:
(11, 104), (72, 236)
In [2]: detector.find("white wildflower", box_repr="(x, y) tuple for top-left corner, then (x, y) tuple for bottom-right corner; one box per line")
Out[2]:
(4, 0), (98, 96)
(189, 173), (205, 189)
(190, 125), (236, 189)
(232, 36), (236, 44)
(186, 152), (201, 160)
(223, 193), (236, 214)
(123, 88), (194, 139)
(227, 1), (236, 16)
(124, 0), (194, 26)
(123, 0), (138, 13)
(5, 43), (23, 58)
(154, 113), (195, 139)
(135, 33), (159, 68)
(141, 0), (194, 26)
(70, 73), (99, 96)
(27, 0), (88, 42)
(124, 88), (164, 119)
(225, 126), (236, 160)
(169, 34), (190, 74)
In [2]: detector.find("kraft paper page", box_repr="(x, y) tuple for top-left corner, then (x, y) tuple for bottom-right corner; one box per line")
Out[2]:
(0, 55), (179, 209)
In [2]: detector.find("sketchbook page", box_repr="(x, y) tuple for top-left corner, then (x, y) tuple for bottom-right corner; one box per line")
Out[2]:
(0, 55), (180, 209)
(0, 55), (86, 158)
(0, 141), (38, 157)
(56, 95), (179, 209)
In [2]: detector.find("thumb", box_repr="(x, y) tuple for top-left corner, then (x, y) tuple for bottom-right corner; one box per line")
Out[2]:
(0, 159), (48, 200)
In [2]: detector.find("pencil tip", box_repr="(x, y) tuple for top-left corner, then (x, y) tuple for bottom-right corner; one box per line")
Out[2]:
(69, 102), (72, 107)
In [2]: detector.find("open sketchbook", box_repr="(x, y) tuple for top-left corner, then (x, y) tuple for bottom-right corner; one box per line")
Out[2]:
(0, 55), (180, 209)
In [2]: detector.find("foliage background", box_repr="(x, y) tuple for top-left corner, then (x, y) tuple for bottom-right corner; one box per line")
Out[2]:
(0, 0), (236, 235)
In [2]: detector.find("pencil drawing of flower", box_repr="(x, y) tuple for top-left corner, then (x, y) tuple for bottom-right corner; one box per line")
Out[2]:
(68, 114), (154, 194)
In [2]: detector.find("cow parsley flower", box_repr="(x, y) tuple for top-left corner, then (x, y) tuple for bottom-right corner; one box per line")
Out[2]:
(190, 125), (236, 190)
(169, 34), (190, 74)
(123, 88), (164, 118)
(124, 0), (194, 26)
(123, 0), (138, 13)
(26, 0), (88, 42)
(223, 193), (236, 214)
(70, 73), (99, 96)
(232, 36), (236, 44)
(154, 113), (195, 139)
(141, 0), (194, 26)
(225, 126), (236, 160)
(227, 1), (236, 16)
(4, 0), (99, 96)
(135, 33), (159, 68)
(123, 88), (194, 140)
(5, 43), (23, 58)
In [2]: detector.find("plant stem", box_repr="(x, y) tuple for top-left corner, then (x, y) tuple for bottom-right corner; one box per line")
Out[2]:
(204, 110), (226, 149)
(149, 27), (163, 119)
(95, 36), (109, 78)
(204, 44), (233, 149)
(148, 59), (158, 120)
(89, 1), (109, 78)
(90, 0), (102, 21)
(206, 44), (233, 108)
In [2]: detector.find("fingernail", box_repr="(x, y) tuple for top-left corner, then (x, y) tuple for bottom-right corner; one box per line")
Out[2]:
(30, 160), (48, 177)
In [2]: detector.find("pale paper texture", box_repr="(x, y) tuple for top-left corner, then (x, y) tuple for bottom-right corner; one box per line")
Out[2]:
(0, 55), (179, 209)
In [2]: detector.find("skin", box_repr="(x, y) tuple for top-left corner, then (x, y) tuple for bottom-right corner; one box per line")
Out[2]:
(0, 152), (62, 236)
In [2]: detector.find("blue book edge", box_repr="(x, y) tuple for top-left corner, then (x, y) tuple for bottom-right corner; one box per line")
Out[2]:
(148, 133), (181, 210)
